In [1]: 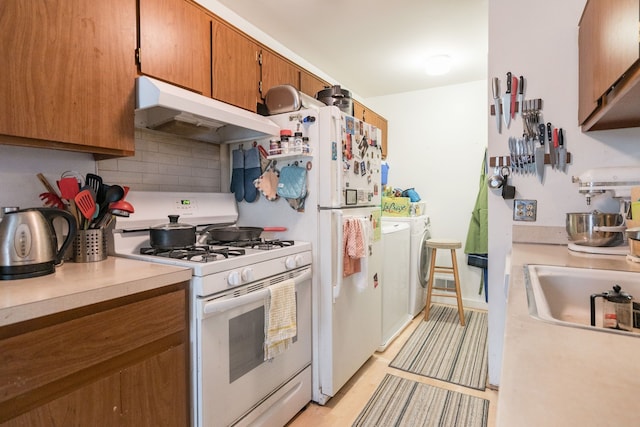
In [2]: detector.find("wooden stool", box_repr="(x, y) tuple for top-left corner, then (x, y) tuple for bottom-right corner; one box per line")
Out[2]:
(423, 238), (465, 326)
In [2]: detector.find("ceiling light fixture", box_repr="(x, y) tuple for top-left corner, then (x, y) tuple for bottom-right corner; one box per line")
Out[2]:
(425, 55), (452, 76)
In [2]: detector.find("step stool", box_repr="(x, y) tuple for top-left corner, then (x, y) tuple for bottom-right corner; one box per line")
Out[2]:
(424, 238), (465, 326)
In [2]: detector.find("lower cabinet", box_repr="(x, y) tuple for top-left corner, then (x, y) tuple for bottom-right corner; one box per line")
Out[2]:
(0, 283), (189, 426)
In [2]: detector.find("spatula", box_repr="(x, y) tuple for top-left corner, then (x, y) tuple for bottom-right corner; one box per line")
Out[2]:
(58, 177), (80, 200)
(85, 173), (103, 202)
(75, 189), (96, 229)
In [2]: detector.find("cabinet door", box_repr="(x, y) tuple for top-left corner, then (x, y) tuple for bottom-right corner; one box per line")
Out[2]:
(212, 19), (260, 111)
(300, 70), (329, 99)
(578, 0), (640, 124)
(260, 49), (300, 97)
(0, 0), (136, 156)
(121, 344), (188, 427)
(367, 111), (388, 159)
(138, 0), (211, 96)
(1, 374), (121, 427)
(353, 100), (366, 121)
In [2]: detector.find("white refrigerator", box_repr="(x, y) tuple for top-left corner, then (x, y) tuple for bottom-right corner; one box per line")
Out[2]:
(235, 105), (383, 404)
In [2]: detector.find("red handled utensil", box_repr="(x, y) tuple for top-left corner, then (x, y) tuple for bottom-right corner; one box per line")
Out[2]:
(74, 189), (96, 229)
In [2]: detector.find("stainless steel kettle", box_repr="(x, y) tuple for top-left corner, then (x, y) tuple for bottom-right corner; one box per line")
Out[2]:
(0, 207), (77, 280)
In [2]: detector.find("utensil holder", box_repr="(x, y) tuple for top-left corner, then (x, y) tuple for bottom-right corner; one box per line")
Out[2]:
(73, 228), (107, 262)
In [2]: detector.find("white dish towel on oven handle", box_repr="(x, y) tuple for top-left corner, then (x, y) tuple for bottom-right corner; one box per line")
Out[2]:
(264, 278), (297, 361)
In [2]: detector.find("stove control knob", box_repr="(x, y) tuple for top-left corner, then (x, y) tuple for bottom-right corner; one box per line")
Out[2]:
(241, 268), (254, 282)
(285, 255), (302, 269)
(227, 271), (240, 286)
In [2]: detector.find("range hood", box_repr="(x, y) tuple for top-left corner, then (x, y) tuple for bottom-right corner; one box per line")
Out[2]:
(135, 76), (280, 143)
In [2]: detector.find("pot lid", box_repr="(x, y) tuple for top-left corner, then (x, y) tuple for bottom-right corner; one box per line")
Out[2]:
(152, 215), (195, 230)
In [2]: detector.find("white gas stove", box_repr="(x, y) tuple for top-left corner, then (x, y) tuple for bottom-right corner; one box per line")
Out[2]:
(112, 191), (311, 295)
(112, 191), (312, 427)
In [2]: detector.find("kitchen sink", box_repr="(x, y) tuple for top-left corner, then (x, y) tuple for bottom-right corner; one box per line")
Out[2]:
(524, 264), (640, 337)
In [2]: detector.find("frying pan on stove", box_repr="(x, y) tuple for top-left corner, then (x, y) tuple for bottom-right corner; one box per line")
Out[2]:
(206, 226), (287, 242)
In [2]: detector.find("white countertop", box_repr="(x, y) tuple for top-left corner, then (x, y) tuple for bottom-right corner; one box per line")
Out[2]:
(0, 257), (191, 326)
(497, 243), (640, 426)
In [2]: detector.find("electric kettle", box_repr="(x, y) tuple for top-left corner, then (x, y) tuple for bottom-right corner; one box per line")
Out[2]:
(590, 284), (633, 331)
(0, 207), (77, 280)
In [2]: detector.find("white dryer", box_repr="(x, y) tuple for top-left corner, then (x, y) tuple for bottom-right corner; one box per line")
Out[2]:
(381, 215), (432, 317)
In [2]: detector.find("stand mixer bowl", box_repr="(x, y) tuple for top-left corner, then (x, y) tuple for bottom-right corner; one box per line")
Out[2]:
(566, 211), (625, 247)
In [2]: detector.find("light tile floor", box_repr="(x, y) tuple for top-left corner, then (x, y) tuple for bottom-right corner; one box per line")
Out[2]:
(287, 307), (498, 426)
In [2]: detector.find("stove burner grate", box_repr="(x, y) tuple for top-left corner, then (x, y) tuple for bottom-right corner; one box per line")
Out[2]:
(139, 245), (246, 263)
(208, 238), (294, 250)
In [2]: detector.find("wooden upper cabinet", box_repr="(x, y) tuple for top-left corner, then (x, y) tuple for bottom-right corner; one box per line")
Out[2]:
(353, 100), (366, 121)
(352, 102), (388, 159)
(0, 0), (136, 157)
(138, 0), (211, 96)
(211, 18), (260, 111)
(260, 49), (300, 97)
(579, 0), (640, 129)
(300, 70), (330, 99)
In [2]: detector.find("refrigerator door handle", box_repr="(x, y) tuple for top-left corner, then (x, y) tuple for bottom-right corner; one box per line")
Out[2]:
(332, 112), (344, 206)
(333, 210), (343, 303)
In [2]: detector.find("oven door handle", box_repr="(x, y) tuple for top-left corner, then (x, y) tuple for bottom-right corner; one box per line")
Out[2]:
(203, 268), (312, 315)
(204, 288), (269, 315)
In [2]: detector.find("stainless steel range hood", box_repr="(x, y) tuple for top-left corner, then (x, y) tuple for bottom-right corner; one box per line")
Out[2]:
(135, 76), (280, 143)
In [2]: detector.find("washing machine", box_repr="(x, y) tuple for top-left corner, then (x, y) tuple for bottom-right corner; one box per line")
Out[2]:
(381, 215), (432, 317)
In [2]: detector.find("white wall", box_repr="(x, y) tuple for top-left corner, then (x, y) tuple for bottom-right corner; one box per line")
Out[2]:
(488, 0), (640, 387)
(0, 144), (95, 209)
(365, 80), (488, 309)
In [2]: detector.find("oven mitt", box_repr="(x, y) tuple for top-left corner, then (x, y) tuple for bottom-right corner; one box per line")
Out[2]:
(230, 148), (244, 202)
(244, 147), (261, 202)
(255, 168), (280, 201)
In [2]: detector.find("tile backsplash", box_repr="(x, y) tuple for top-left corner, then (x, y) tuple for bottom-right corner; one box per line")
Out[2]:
(97, 129), (223, 192)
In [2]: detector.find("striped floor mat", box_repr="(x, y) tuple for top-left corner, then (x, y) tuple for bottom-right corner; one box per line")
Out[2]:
(389, 305), (488, 390)
(353, 374), (489, 427)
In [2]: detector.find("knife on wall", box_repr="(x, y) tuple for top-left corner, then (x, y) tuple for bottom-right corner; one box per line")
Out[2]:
(517, 76), (524, 117)
(536, 123), (545, 182)
(557, 128), (566, 172)
(492, 77), (501, 133)
(503, 72), (512, 128)
(547, 122), (556, 170)
(510, 75), (518, 120)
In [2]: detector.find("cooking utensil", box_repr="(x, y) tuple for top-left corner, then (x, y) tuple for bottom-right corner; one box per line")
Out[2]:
(39, 192), (65, 209)
(85, 173), (103, 199)
(547, 122), (556, 170)
(517, 75), (524, 117)
(95, 184), (125, 225)
(487, 166), (504, 189)
(150, 215), (196, 249)
(492, 77), (501, 133)
(557, 128), (566, 172)
(535, 123), (545, 182)
(501, 166), (515, 199)
(75, 189), (96, 229)
(0, 207), (77, 279)
(502, 72), (512, 128)
(36, 173), (58, 195)
(58, 177), (80, 199)
(204, 226), (286, 243)
(510, 74), (518, 120)
(566, 211), (625, 247)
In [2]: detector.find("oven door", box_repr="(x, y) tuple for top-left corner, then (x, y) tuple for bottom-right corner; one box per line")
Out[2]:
(196, 267), (312, 427)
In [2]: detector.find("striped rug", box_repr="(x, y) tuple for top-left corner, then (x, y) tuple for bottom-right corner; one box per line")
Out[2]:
(389, 305), (488, 390)
(352, 374), (489, 427)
